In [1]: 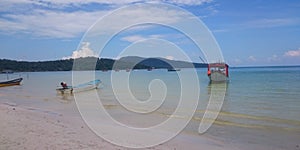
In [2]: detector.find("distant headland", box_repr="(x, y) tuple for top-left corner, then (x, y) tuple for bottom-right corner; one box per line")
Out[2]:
(0, 56), (207, 72)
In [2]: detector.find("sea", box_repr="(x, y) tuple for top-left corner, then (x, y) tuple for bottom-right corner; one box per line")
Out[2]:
(1, 66), (300, 148)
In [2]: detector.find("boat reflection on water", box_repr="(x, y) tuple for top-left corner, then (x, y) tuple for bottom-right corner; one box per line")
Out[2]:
(56, 92), (74, 103)
(199, 81), (228, 134)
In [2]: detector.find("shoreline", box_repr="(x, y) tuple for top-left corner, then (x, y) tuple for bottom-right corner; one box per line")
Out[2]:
(0, 103), (239, 150)
(1, 102), (299, 150)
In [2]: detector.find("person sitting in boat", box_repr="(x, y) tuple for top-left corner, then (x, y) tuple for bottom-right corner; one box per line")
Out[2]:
(60, 82), (68, 89)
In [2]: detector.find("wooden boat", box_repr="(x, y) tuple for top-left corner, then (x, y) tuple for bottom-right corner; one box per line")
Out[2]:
(0, 78), (23, 87)
(56, 79), (101, 94)
(167, 68), (181, 72)
(207, 63), (229, 82)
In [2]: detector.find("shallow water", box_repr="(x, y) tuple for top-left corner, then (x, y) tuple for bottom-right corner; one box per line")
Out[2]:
(1, 66), (300, 134)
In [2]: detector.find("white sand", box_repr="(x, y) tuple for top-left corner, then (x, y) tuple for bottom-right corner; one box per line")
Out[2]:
(0, 103), (240, 150)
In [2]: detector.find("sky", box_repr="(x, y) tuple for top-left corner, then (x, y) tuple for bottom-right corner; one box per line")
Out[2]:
(0, 0), (300, 66)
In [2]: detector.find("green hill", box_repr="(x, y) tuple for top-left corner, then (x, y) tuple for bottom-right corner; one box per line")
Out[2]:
(0, 57), (207, 72)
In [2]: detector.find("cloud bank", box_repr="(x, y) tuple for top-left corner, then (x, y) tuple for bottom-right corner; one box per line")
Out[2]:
(0, 0), (212, 9)
(0, 0), (212, 39)
(63, 42), (98, 59)
(121, 34), (166, 43)
(121, 35), (147, 43)
(284, 48), (300, 57)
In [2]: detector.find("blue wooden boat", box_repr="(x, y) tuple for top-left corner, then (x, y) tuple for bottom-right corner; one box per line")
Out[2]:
(56, 79), (101, 94)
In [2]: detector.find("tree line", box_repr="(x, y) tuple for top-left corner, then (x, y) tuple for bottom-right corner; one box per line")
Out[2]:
(0, 57), (207, 72)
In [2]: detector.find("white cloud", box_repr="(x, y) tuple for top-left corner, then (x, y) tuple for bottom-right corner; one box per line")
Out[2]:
(164, 0), (212, 6)
(121, 35), (147, 43)
(248, 56), (256, 62)
(88, 6), (192, 36)
(0, 0), (214, 38)
(0, 0), (141, 10)
(63, 42), (98, 59)
(125, 24), (157, 32)
(149, 34), (165, 38)
(0, 0), (212, 11)
(0, 3), (193, 38)
(165, 55), (174, 60)
(121, 34), (166, 43)
(0, 10), (108, 38)
(268, 54), (280, 62)
(42, 0), (139, 5)
(284, 48), (300, 57)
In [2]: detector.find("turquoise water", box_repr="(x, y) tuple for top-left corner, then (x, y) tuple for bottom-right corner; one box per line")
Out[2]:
(220, 66), (300, 131)
(0, 66), (300, 132)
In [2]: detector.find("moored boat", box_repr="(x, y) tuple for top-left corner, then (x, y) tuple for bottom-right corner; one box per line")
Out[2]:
(56, 79), (101, 94)
(147, 67), (155, 71)
(0, 78), (23, 87)
(167, 68), (181, 72)
(207, 63), (229, 82)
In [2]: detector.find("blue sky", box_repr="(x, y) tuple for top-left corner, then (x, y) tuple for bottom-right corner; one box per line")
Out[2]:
(0, 0), (300, 66)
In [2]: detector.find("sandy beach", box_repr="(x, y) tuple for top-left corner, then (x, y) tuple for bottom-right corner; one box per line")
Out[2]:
(0, 103), (300, 150)
(0, 103), (238, 150)
(0, 103), (114, 150)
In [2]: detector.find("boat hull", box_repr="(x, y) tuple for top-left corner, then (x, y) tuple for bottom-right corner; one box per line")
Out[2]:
(209, 72), (228, 82)
(56, 79), (101, 94)
(0, 78), (23, 87)
(56, 88), (73, 94)
(207, 63), (229, 83)
(167, 68), (181, 72)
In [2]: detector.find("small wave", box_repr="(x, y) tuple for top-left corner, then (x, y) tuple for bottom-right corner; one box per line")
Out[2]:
(195, 110), (300, 125)
(103, 104), (118, 109)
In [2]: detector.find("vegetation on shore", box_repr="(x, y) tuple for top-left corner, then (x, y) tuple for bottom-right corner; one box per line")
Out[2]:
(0, 56), (207, 72)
